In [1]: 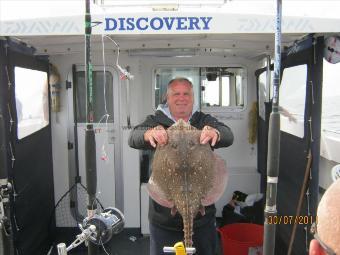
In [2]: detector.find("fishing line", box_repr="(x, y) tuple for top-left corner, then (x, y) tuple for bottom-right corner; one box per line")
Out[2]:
(99, 237), (111, 255)
(103, 35), (120, 66)
(97, 6), (125, 72)
(98, 33), (134, 161)
(104, 35), (134, 80)
(101, 35), (108, 116)
(102, 35), (134, 129)
(98, 34), (110, 162)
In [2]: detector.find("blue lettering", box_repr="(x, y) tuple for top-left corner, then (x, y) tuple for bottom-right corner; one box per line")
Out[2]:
(201, 17), (212, 30)
(126, 17), (135, 30)
(105, 18), (117, 31)
(118, 17), (126, 30)
(104, 16), (211, 31)
(136, 17), (149, 30)
(176, 17), (188, 30)
(188, 17), (200, 30)
(150, 17), (163, 30)
(163, 17), (176, 30)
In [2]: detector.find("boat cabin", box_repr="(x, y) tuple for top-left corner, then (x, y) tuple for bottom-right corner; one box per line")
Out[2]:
(1, 1), (340, 254)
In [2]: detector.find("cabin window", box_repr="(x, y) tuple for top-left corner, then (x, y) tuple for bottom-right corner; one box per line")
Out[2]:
(321, 59), (340, 141)
(15, 67), (49, 139)
(154, 67), (245, 111)
(154, 67), (201, 110)
(322, 59), (340, 133)
(75, 71), (113, 123)
(279, 64), (307, 138)
(258, 70), (274, 120)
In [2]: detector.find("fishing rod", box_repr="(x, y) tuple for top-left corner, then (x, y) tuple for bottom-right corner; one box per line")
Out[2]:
(57, 3), (128, 253)
(0, 109), (13, 255)
(263, 0), (282, 254)
(84, 0), (98, 254)
(0, 40), (14, 255)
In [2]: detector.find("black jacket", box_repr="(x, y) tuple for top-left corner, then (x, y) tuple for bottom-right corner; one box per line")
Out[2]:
(128, 110), (234, 230)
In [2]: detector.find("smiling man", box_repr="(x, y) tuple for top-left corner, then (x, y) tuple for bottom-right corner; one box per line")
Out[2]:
(167, 79), (194, 122)
(128, 77), (234, 255)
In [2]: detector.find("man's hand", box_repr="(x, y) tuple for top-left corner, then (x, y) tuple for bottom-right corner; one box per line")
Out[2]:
(144, 125), (168, 148)
(200, 125), (220, 146)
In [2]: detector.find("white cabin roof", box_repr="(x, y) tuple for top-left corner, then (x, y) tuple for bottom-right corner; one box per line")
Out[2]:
(1, 1), (340, 36)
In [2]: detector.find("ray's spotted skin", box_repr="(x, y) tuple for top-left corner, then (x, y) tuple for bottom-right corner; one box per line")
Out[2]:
(147, 119), (228, 248)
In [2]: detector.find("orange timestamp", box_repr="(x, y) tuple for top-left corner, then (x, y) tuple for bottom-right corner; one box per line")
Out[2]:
(267, 215), (317, 225)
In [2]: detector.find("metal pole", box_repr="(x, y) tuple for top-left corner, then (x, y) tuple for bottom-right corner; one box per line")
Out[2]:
(85, 0), (98, 254)
(125, 66), (131, 129)
(287, 150), (312, 255)
(265, 55), (271, 103)
(69, 64), (84, 223)
(263, 0), (282, 255)
(0, 86), (13, 255)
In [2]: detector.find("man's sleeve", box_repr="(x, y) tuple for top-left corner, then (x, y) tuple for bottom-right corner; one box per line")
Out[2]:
(128, 115), (158, 150)
(202, 114), (234, 149)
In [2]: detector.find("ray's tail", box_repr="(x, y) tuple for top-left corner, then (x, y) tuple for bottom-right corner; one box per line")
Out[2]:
(182, 210), (194, 248)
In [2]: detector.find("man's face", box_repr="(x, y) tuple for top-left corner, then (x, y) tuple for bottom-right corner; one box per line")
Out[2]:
(167, 81), (194, 121)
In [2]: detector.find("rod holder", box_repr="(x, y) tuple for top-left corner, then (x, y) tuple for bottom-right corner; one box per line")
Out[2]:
(57, 243), (67, 255)
(163, 242), (196, 254)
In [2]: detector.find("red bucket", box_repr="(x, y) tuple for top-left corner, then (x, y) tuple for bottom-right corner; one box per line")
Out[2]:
(218, 223), (264, 255)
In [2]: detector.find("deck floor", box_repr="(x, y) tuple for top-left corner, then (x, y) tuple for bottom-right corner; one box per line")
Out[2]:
(51, 228), (223, 255)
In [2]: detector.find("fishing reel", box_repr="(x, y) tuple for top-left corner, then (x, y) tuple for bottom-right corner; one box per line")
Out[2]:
(83, 207), (125, 245)
(0, 181), (12, 229)
(57, 207), (125, 255)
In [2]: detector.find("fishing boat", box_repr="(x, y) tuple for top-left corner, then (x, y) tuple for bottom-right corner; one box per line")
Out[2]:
(0, 1), (339, 254)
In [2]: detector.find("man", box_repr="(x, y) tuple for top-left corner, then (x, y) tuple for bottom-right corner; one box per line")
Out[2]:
(309, 179), (340, 255)
(129, 77), (234, 255)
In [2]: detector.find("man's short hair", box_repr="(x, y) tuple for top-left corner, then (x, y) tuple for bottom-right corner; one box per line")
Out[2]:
(167, 77), (193, 89)
(316, 179), (340, 254)
(162, 77), (194, 103)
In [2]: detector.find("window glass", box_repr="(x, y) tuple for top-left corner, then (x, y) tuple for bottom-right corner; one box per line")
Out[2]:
(75, 71), (113, 123)
(235, 74), (244, 106)
(154, 66), (245, 111)
(15, 67), (49, 139)
(321, 59), (340, 134)
(279, 64), (307, 138)
(258, 70), (274, 120)
(321, 59), (340, 162)
(258, 72), (266, 120)
(201, 67), (245, 108)
(154, 67), (200, 110)
(201, 74), (229, 107)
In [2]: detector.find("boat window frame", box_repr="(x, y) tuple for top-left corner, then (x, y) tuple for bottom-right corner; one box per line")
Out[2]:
(152, 64), (248, 113)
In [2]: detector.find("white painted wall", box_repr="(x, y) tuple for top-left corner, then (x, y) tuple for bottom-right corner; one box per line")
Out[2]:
(50, 51), (143, 227)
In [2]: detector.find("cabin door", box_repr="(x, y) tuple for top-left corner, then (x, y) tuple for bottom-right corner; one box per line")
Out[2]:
(276, 37), (323, 255)
(67, 65), (122, 210)
(257, 36), (323, 255)
(0, 40), (55, 254)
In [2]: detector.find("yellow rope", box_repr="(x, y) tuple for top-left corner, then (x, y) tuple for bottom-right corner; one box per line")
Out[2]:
(248, 101), (258, 144)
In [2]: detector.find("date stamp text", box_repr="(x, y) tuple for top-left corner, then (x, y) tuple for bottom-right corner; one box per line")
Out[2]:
(267, 215), (317, 225)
